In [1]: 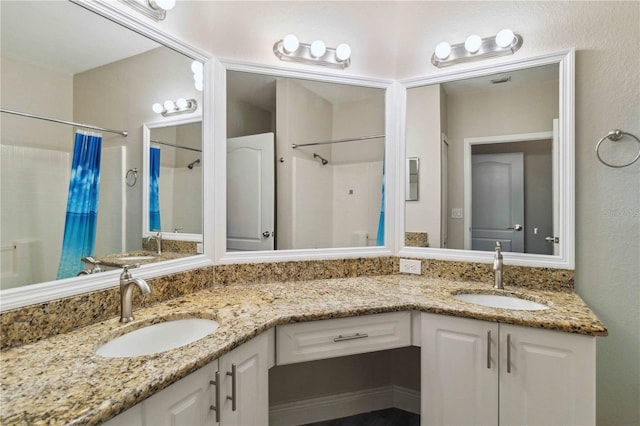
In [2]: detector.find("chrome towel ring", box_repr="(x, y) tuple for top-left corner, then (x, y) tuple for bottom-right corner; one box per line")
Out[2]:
(596, 129), (640, 168)
(126, 168), (138, 187)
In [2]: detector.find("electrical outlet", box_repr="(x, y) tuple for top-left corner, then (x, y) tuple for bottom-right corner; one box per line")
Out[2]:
(196, 243), (204, 254)
(399, 259), (422, 275)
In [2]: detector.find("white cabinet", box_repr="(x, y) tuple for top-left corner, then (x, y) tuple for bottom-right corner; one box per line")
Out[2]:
(421, 313), (595, 426)
(106, 332), (269, 426)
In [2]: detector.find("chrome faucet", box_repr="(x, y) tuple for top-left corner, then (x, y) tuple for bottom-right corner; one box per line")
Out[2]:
(493, 241), (504, 289)
(77, 256), (103, 276)
(119, 264), (151, 323)
(146, 230), (162, 255)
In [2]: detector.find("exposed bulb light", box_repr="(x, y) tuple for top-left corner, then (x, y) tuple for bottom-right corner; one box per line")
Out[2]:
(153, 98), (198, 116)
(175, 98), (188, 109)
(335, 43), (352, 61)
(434, 42), (452, 59)
(282, 34), (300, 53)
(163, 100), (176, 111)
(310, 40), (327, 58)
(495, 29), (515, 48)
(195, 80), (203, 92)
(273, 36), (352, 69)
(149, 0), (176, 11)
(191, 61), (203, 75)
(431, 30), (523, 68)
(152, 103), (164, 114)
(464, 35), (482, 53)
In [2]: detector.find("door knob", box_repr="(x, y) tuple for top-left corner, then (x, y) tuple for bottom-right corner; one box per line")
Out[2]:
(262, 231), (271, 238)
(545, 236), (559, 243)
(507, 224), (523, 231)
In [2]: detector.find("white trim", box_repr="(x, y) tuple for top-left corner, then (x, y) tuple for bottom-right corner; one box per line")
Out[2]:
(268, 385), (419, 426)
(398, 49), (575, 269)
(214, 59), (397, 264)
(1, 1), (215, 312)
(463, 131), (554, 250)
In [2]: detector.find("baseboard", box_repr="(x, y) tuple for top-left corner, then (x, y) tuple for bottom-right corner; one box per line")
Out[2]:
(269, 385), (420, 425)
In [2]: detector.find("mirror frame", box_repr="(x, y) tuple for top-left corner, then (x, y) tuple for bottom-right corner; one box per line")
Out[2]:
(213, 59), (401, 264)
(143, 115), (204, 244)
(0, 0), (214, 312)
(397, 49), (575, 269)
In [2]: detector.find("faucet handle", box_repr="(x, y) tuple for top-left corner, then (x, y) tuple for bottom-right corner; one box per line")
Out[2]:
(121, 263), (140, 279)
(495, 241), (502, 251)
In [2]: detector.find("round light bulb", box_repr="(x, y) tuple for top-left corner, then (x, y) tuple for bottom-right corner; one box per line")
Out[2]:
(434, 42), (452, 59)
(176, 98), (188, 109)
(282, 34), (300, 54)
(495, 29), (515, 48)
(335, 43), (351, 61)
(310, 40), (326, 58)
(195, 80), (203, 92)
(163, 100), (175, 111)
(153, 0), (175, 11)
(464, 34), (482, 53)
(152, 103), (164, 114)
(191, 61), (203, 75)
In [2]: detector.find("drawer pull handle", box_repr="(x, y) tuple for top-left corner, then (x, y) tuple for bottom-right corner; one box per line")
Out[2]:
(209, 371), (221, 422)
(506, 333), (512, 374)
(486, 330), (491, 369)
(334, 332), (369, 342)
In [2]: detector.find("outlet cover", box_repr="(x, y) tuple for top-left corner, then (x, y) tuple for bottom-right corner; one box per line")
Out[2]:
(451, 208), (463, 219)
(196, 243), (204, 254)
(399, 259), (421, 275)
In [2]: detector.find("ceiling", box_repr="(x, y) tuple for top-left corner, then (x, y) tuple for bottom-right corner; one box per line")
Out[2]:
(0, 0), (159, 75)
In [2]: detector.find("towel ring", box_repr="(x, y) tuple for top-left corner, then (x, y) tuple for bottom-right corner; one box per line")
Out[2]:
(126, 168), (138, 187)
(595, 129), (640, 168)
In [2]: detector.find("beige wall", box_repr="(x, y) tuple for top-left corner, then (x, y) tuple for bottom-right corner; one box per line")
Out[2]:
(445, 80), (558, 250)
(406, 84), (442, 247)
(331, 97), (385, 165)
(227, 97), (273, 139)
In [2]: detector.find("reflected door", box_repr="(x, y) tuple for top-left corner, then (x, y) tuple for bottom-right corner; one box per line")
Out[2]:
(227, 133), (275, 251)
(471, 153), (524, 252)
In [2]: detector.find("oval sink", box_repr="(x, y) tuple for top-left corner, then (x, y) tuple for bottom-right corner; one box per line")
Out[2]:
(454, 293), (548, 311)
(96, 318), (219, 358)
(116, 255), (156, 261)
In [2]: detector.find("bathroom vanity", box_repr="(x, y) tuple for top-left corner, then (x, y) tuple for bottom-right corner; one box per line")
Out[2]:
(0, 275), (605, 425)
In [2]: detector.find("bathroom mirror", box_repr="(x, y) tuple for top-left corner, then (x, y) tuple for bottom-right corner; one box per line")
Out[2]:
(0, 0), (212, 311)
(142, 117), (203, 251)
(400, 50), (575, 269)
(406, 158), (419, 201)
(214, 60), (397, 262)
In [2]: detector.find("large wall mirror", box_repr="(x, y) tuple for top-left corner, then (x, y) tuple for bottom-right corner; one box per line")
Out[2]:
(399, 50), (575, 269)
(0, 0), (212, 311)
(214, 61), (398, 262)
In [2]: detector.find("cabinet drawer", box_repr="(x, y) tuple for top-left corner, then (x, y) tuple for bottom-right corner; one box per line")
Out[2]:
(276, 312), (411, 365)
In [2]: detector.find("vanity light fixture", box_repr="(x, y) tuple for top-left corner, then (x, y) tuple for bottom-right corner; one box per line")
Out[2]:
(191, 61), (204, 92)
(152, 98), (197, 117)
(120, 0), (176, 22)
(431, 29), (523, 68)
(273, 34), (352, 69)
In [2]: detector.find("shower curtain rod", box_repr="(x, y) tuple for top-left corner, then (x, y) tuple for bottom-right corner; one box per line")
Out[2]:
(291, 134), (385, 149)
(151, 139), (202, 152)
(0, 108), (128, 137)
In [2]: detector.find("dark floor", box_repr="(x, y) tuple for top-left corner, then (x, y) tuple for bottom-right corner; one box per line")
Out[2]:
(301, 408), (420, 426)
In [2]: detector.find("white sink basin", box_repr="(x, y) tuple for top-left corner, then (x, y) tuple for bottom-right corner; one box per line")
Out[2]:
(454, 293), (548, 311)
(116, 255), (156, 261)
(96, 318), (219, 358)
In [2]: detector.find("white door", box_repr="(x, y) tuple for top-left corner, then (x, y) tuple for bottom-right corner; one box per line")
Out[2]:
(421, 313), (498, 426)
(551, 118), (560, 255)
(440, 137), (449, 248)
(227, 133), (275, 251)
(471, 153), (524, 252)
(219, 332), (269, 426)
(499, 325), (596, 425)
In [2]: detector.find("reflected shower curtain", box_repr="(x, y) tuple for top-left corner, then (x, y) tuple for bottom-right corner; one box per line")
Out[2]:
(376, 160), (385, 246)
(56, 131), (102, 279)
(149, 147), (161, 231)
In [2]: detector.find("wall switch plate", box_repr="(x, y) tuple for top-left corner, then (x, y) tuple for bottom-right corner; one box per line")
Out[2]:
(196, 243), (203, 254)
(399, 259), (421, 274)
(451, 208), (463, 219)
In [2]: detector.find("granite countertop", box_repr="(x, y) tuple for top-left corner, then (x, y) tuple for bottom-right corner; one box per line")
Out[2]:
(0, 275), (607, 425)
(95, 250), (187, 267)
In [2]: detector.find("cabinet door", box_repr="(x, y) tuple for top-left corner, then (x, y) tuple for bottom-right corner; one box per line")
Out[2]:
(499, 324), (596, 426)
(421, 313), (498, 426)
(219, 332), (269, 426)
(144, 361), (218, 426)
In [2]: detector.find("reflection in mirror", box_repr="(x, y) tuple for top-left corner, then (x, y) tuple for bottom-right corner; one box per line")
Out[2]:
(406, 158), (419, 201)
(405, 63), (560, 255)
(0, 0), (203, 293)
(226, 71), (386, 252)
(143, 119), (203, 253)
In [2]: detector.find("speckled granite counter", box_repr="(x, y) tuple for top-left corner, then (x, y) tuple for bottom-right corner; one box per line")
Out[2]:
(0, 275), (606, 425)
(95, 250), (187, 268)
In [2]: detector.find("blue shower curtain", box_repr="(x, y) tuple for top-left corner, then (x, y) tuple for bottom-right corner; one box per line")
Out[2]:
(56, 131), (102, 279)
(149, 147), (161, 232)
(376, 160), (385, 246)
